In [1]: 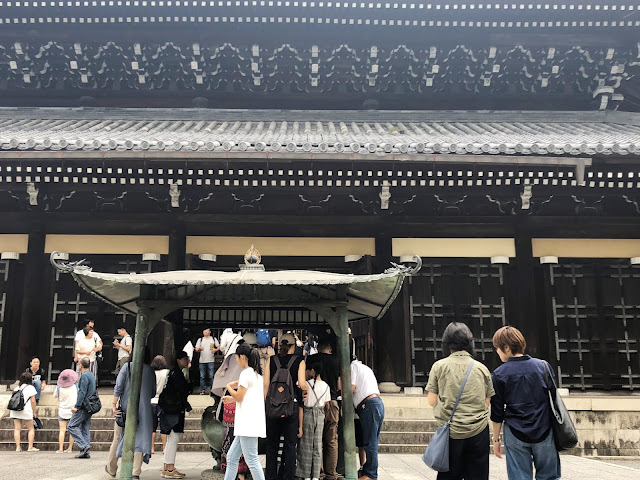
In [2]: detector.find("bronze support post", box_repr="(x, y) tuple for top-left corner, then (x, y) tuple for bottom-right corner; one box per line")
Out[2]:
(335, 305), (358, 480)
(119, 306), (150, 480)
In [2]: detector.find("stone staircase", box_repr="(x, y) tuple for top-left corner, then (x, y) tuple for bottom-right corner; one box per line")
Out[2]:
(3, 388), (638, 456)
(0, 391), (212, 452)
(0, 391), (434, 453)
(378, 394), (435, 454)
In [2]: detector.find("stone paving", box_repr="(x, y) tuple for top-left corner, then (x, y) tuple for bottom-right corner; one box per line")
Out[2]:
(0, 450), (638, 480)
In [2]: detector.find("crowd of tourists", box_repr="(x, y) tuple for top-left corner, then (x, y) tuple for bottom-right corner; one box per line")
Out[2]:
(6, 319), (563, 480)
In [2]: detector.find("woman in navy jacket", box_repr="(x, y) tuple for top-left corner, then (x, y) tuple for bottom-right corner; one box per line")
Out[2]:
(490, 326), (561, 480)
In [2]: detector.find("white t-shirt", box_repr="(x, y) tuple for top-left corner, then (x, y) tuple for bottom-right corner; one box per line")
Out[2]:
(196, 336), (219, 363)
(9, 384), (37, 420)
(305, 378), (331, 408)
(350, 361), (380, 408)
(118, 335), (132, 359)
(234, 367), (266, 438)
(152, 369), (170, 404)
(54, 385), (78, 420)
(75, 329), (102, 343)
(76, 337), (96, 362)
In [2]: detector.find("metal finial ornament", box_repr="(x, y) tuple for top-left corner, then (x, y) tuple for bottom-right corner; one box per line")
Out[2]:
(244, 244), (262, 265)
(49, 251), (91, 273)
(385, 255), (422, 275)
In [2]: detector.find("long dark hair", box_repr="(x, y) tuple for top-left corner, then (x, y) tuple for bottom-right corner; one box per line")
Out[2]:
(442, 322), (476, 357)
(235, 342), (262, 376)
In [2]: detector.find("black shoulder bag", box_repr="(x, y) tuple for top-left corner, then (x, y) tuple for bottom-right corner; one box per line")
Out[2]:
(83, 388), (102, 415)
(543, 360), (578, 451)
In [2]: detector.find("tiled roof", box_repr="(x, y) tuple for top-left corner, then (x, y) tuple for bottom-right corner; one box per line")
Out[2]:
(61, 262), (410, 320)
(0, 108), (639, 157)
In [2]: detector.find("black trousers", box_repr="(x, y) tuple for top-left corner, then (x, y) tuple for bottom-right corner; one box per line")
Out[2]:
(266, 409), (299, 480)
(437, 426), (490, 480)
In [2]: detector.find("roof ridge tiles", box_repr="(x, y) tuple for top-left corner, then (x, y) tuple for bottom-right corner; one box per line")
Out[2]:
(1, 108), (639, 156)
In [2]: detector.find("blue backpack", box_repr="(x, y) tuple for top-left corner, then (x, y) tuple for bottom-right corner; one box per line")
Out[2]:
(256, 329), (271, 347)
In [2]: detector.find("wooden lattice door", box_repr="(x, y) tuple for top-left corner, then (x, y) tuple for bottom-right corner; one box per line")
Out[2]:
(544, 261), (640, 390)
(48, 255), (165, 385)
(408, 261), (507, 386)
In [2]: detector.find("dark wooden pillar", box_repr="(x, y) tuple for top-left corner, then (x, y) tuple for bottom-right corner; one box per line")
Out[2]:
(512, 228), (543, 358)
(373, 232), (408, 384)
(148, 225), (185, 365)
(15, 226), (46, 378)
(158, 225), (186, 365)
(168, 225), (187, 270)
(0, 259), (25, 381)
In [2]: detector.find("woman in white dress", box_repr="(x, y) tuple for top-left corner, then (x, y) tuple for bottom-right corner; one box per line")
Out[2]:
(75, 326), (98, 378)
(53, 369), (78, 453)
(10, 372), (39, 452)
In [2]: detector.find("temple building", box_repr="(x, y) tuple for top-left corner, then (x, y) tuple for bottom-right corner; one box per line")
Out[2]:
(0, 1), (639, 392)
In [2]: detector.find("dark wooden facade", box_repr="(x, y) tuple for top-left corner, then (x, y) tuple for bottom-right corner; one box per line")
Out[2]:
(0, 153), (638, 390)
(0, 1), (639, 390)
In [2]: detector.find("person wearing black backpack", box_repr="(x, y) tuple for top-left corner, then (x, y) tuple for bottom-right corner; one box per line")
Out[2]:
(263, 333), (308, 480)
(9, 372), (39, 452)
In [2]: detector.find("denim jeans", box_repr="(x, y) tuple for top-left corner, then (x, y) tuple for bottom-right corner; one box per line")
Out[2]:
(199, 362), (215, 392)
(67, 409), (92, 451)
(504, 424), (561, 480)
(358, 396), (385, 479)
(32, 379), (42, 403)
(224, 436), (265, 480)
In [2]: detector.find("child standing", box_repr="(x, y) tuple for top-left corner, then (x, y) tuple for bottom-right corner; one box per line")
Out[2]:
(296, 364), (331, 480)
(222, 342), (266, 480)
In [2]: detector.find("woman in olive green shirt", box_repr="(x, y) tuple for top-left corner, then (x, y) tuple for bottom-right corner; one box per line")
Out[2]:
(426, 322), (495, 480)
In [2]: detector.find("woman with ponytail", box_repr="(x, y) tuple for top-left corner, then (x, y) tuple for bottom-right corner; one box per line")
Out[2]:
(222, 342), (266, 480)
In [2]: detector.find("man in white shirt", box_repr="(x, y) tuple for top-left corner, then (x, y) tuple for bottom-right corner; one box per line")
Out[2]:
(194, 328), (220, 395)
(351, 357), (384, 480)
(112, 327), (132, 375)
(74, 320), (102, 364)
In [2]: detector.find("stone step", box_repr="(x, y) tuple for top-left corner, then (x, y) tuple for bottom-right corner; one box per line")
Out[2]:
(379, 431), (433, 445)
(381, 420), (437, 432)
(1, 405), (211, 418)
(383, 407), (434, 420)
(0, 428), (207, 443)
(0, 416), (204, 430)
(379, 444), (426, 454)
(379, 394), (432, 409)
(0, 440), (211, 452)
